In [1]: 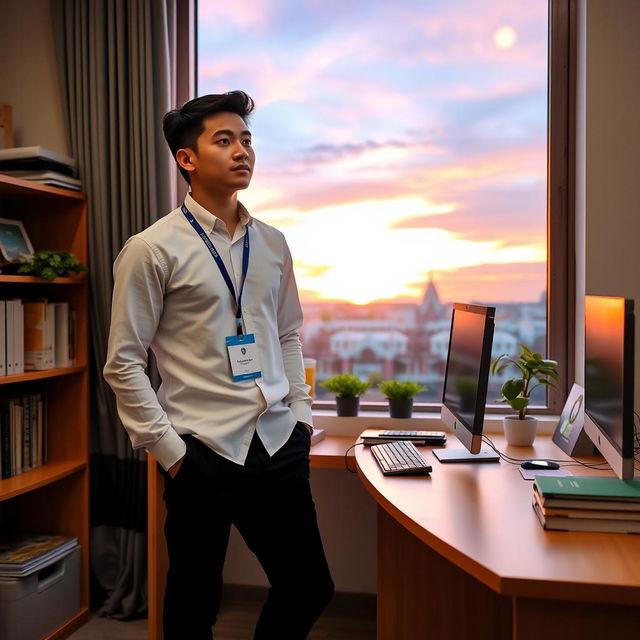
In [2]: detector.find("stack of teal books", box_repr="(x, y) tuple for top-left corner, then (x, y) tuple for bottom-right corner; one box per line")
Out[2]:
(533, 476), (640, 533)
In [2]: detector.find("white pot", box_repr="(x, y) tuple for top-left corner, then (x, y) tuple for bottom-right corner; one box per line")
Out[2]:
(503, 415), (538, 446)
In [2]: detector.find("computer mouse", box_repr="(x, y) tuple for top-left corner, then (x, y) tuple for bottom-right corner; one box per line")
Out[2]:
(521, 459), (560, 470)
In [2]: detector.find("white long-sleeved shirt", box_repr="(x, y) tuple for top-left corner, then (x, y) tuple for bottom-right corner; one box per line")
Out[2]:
(103, 193), (313, 471)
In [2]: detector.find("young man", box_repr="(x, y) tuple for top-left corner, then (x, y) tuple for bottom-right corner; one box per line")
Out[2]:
(103, 91), (334, 640)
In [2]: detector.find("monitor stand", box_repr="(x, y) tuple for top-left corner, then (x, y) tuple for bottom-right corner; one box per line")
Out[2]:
(433, 448), (500, 463)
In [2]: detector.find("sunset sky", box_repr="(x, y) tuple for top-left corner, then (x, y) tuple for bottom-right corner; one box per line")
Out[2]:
(197, 0), (548, 305)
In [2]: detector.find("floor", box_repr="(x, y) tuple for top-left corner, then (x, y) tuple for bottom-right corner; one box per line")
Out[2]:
(68, 589), (376, 640)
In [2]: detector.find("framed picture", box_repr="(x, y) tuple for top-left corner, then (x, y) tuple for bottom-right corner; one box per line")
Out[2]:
(552, 383), (594, 456)
(0, 217), (34, 264)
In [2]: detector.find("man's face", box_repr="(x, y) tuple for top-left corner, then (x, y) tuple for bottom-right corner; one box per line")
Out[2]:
(181, 111), (255, 193)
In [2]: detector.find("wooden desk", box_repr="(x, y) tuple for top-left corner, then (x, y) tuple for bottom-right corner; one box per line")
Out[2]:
(147, 436), (355, 640)
(355, 434), (640, 640)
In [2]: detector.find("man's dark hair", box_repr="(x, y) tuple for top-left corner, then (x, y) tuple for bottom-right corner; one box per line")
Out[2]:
(163, 90), (255, 184)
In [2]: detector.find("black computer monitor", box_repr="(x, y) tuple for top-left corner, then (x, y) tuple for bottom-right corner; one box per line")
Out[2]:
(584, 295), (636, 480)
(436, 303), (499, 463)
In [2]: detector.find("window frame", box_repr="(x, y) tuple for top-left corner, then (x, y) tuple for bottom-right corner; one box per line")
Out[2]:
(186, 0), (576, 416)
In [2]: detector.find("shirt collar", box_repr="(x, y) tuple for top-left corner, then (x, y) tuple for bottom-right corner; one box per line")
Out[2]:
(184, 193), (252, 234)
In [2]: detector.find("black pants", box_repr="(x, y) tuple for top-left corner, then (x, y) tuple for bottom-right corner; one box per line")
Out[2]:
(161, 422), (334, 640)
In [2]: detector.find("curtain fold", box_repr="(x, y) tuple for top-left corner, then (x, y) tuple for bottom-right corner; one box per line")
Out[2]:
(52, 0), (176, 618)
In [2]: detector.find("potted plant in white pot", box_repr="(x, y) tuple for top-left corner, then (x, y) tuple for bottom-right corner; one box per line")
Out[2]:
(490, 344), (559, 446)
(378, 380), (427, 418)
(321, 374), (370, 417)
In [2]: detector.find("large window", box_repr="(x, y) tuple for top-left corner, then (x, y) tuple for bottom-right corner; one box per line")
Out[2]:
(196, 1), (572, 410)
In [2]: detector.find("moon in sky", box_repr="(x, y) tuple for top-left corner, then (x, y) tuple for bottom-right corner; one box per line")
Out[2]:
(494, 26), (517, 49)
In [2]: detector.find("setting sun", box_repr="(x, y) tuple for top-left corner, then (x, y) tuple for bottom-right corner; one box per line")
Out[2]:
(494, 25), (517, 49)
(258, 197), (545, 305)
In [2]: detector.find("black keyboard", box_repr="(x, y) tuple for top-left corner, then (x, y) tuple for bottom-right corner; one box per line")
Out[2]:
(380, 430), (446, 441)
(371, 440), (432, 476)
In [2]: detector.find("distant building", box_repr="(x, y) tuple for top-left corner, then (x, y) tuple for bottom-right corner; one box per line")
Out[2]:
(300, 277), (546, 400)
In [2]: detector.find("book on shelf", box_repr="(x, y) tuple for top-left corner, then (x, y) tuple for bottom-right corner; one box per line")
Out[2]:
(0, 392), (46, 479)
(22, 393), (33, 470)
(10, 399), (24, 475)
(1, 298), (24, 376)
(0, 170), (82, 191)
(12, 298), (75, 374)
(0, 400), (10, 478)
(4, 299), (14, 376)
(15, 299), (23, 374)
(0, 300), (5, 375)
(24, 299), (47, 370)
(0, 146), (77, 177)
(54, 302), (73, 367)
(46, 301), (55, 368)
(0, 534), (78, 577)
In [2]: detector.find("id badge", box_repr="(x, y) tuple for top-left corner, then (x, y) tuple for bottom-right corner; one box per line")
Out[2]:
(225, 333), (262, 382)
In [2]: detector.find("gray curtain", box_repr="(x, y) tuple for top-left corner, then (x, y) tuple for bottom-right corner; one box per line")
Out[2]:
(52, 0), (176, 618)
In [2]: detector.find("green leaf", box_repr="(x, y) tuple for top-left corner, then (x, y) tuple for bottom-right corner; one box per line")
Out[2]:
(41, 267), (56, 281)
(510, 397), (530, 411)
(491, 354), (508, 374)
(512, 361), (528, 376)
(378, 380), (427, 400)
(519, 344), (534, 357)
(321, 374), (370, 397)
(14, 250), (87, 280)
(501, 378), (524, 401)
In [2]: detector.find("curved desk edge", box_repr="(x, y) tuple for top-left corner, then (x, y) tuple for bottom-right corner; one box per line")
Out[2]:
(355, 434), (640, 606)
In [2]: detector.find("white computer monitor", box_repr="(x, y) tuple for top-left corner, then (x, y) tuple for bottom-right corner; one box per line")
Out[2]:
(437, 303), (498, 463)
(583, 295), (636, 480)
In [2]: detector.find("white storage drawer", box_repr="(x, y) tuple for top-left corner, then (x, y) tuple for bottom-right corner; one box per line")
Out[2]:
(0, 545), (81, 640)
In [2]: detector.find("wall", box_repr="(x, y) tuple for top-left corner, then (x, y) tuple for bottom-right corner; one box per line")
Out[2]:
(0, 0), (68, 154)
(575, 0), (640, 411)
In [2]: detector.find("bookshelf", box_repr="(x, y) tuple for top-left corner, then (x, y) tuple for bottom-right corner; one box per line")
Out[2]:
(0, 174), (89, 638)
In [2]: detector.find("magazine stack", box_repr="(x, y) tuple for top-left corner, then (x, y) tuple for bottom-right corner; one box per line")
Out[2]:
(0, 533), (78, 577)
(0, 146), (81, 191)
(533, 476), (640, 533)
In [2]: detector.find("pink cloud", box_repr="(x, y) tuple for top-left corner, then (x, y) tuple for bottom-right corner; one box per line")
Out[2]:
(198, 0), (272, 31)
(247, 138), (547, 261)
(427, 262), (546, 304)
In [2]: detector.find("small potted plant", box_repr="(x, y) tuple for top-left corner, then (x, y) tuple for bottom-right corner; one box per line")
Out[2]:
(378, 380), (427, 418)
(321, 374), (370, 416)
(17, 250), (87, 281)
(491, 344), (559, 445)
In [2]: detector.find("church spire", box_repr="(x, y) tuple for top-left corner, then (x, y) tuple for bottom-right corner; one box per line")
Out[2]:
(419, 272), (443, 319)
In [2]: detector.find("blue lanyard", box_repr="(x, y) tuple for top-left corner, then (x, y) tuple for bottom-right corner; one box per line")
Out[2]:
(181, 204), (250, 335)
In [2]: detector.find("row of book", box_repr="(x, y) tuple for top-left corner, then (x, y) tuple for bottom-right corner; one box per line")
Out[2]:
(1, 299), (76, 376)
(0, 392), (47, 479)
(533, 475), (640, 534)
(0, 146), (82, 191)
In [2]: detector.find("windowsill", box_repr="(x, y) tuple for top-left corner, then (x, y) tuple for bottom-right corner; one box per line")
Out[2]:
(312, 410), (560, 438)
